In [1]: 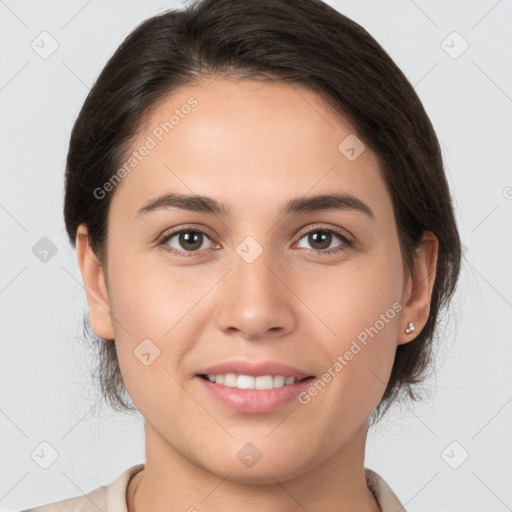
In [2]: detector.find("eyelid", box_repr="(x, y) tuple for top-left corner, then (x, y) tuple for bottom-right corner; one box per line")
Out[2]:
(294, 223), (354, 244)
(157, 223), (216, 242)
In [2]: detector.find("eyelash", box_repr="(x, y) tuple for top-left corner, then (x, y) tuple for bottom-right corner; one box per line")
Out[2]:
(157, 224), (354, 258)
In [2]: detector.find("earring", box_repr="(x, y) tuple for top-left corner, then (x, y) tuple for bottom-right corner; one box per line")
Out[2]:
(404, 321), (415, 335)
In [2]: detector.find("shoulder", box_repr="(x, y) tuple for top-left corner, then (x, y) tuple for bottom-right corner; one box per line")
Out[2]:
(22, 464), (145, 512)
(365, 468), (407, 512)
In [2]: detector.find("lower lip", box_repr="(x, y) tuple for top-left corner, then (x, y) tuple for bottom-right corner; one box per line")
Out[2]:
(196, 376), (315, 414)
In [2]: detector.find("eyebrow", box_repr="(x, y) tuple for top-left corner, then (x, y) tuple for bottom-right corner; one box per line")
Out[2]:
(135, 191), (375, 220)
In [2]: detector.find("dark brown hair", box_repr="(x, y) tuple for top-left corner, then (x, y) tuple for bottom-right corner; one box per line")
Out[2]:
(64, 0), (462, 421)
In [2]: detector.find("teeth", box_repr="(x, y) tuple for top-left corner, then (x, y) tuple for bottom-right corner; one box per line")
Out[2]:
(237, 375), (255, 389)
(205, 373), (299, 389)
(272, 375), (285, 388)
(223, 373), (237, 387)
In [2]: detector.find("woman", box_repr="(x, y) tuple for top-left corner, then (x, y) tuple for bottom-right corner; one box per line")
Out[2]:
(26, 0), (461, 510)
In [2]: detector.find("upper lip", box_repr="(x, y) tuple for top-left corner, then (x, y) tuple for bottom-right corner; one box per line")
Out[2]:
(196, 359), (313, 380)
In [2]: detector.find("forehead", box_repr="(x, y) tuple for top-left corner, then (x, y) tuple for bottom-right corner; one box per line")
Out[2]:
(110, 77), (391, 221)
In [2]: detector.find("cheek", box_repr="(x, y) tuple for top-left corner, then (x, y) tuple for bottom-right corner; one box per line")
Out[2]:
(106, 245), (184, 336)
(303, 251), (403, 343)
(105, 247), (214, 376)
(104, 251), (194, 413)
(300, 251), (403, 401)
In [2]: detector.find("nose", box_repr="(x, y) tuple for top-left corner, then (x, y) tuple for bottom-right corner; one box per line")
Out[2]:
(214, 243), (297, 341)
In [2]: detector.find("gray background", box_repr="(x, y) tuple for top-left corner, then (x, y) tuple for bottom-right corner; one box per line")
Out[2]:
(1, 0), (511, 510)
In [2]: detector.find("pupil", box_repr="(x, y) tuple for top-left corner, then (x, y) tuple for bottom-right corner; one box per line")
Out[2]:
(181, 231), (202, 250)
(310, 231), (330, 250)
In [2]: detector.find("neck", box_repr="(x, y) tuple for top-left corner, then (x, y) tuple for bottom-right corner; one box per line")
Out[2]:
(127, 421), (380, 512)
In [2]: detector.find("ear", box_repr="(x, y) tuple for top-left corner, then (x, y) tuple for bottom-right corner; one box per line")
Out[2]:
(75, 223), (116, 340)
(397, 231), (439, 345)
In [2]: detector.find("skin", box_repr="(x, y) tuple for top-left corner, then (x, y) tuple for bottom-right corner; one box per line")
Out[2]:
(76, 77), (438, 512)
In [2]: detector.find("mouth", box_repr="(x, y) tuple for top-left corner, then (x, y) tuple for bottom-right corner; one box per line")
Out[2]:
(195, 371), (316, 414)
(194, 359), (316, 413)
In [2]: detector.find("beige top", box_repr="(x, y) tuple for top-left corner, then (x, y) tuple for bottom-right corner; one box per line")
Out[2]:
(24, 464), (406, 511)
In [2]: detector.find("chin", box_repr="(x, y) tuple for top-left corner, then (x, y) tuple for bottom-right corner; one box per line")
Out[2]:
(201, 452), (314, 485)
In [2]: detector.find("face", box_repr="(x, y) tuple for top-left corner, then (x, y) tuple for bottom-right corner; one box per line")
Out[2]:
(77, 77), (437, 484)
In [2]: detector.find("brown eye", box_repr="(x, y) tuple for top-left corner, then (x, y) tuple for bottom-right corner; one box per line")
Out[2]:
(296, 226), (353, 255)
(306, 230), (333, 250)
(159, 228), (214, 256)
(176, 231), (204, 251)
